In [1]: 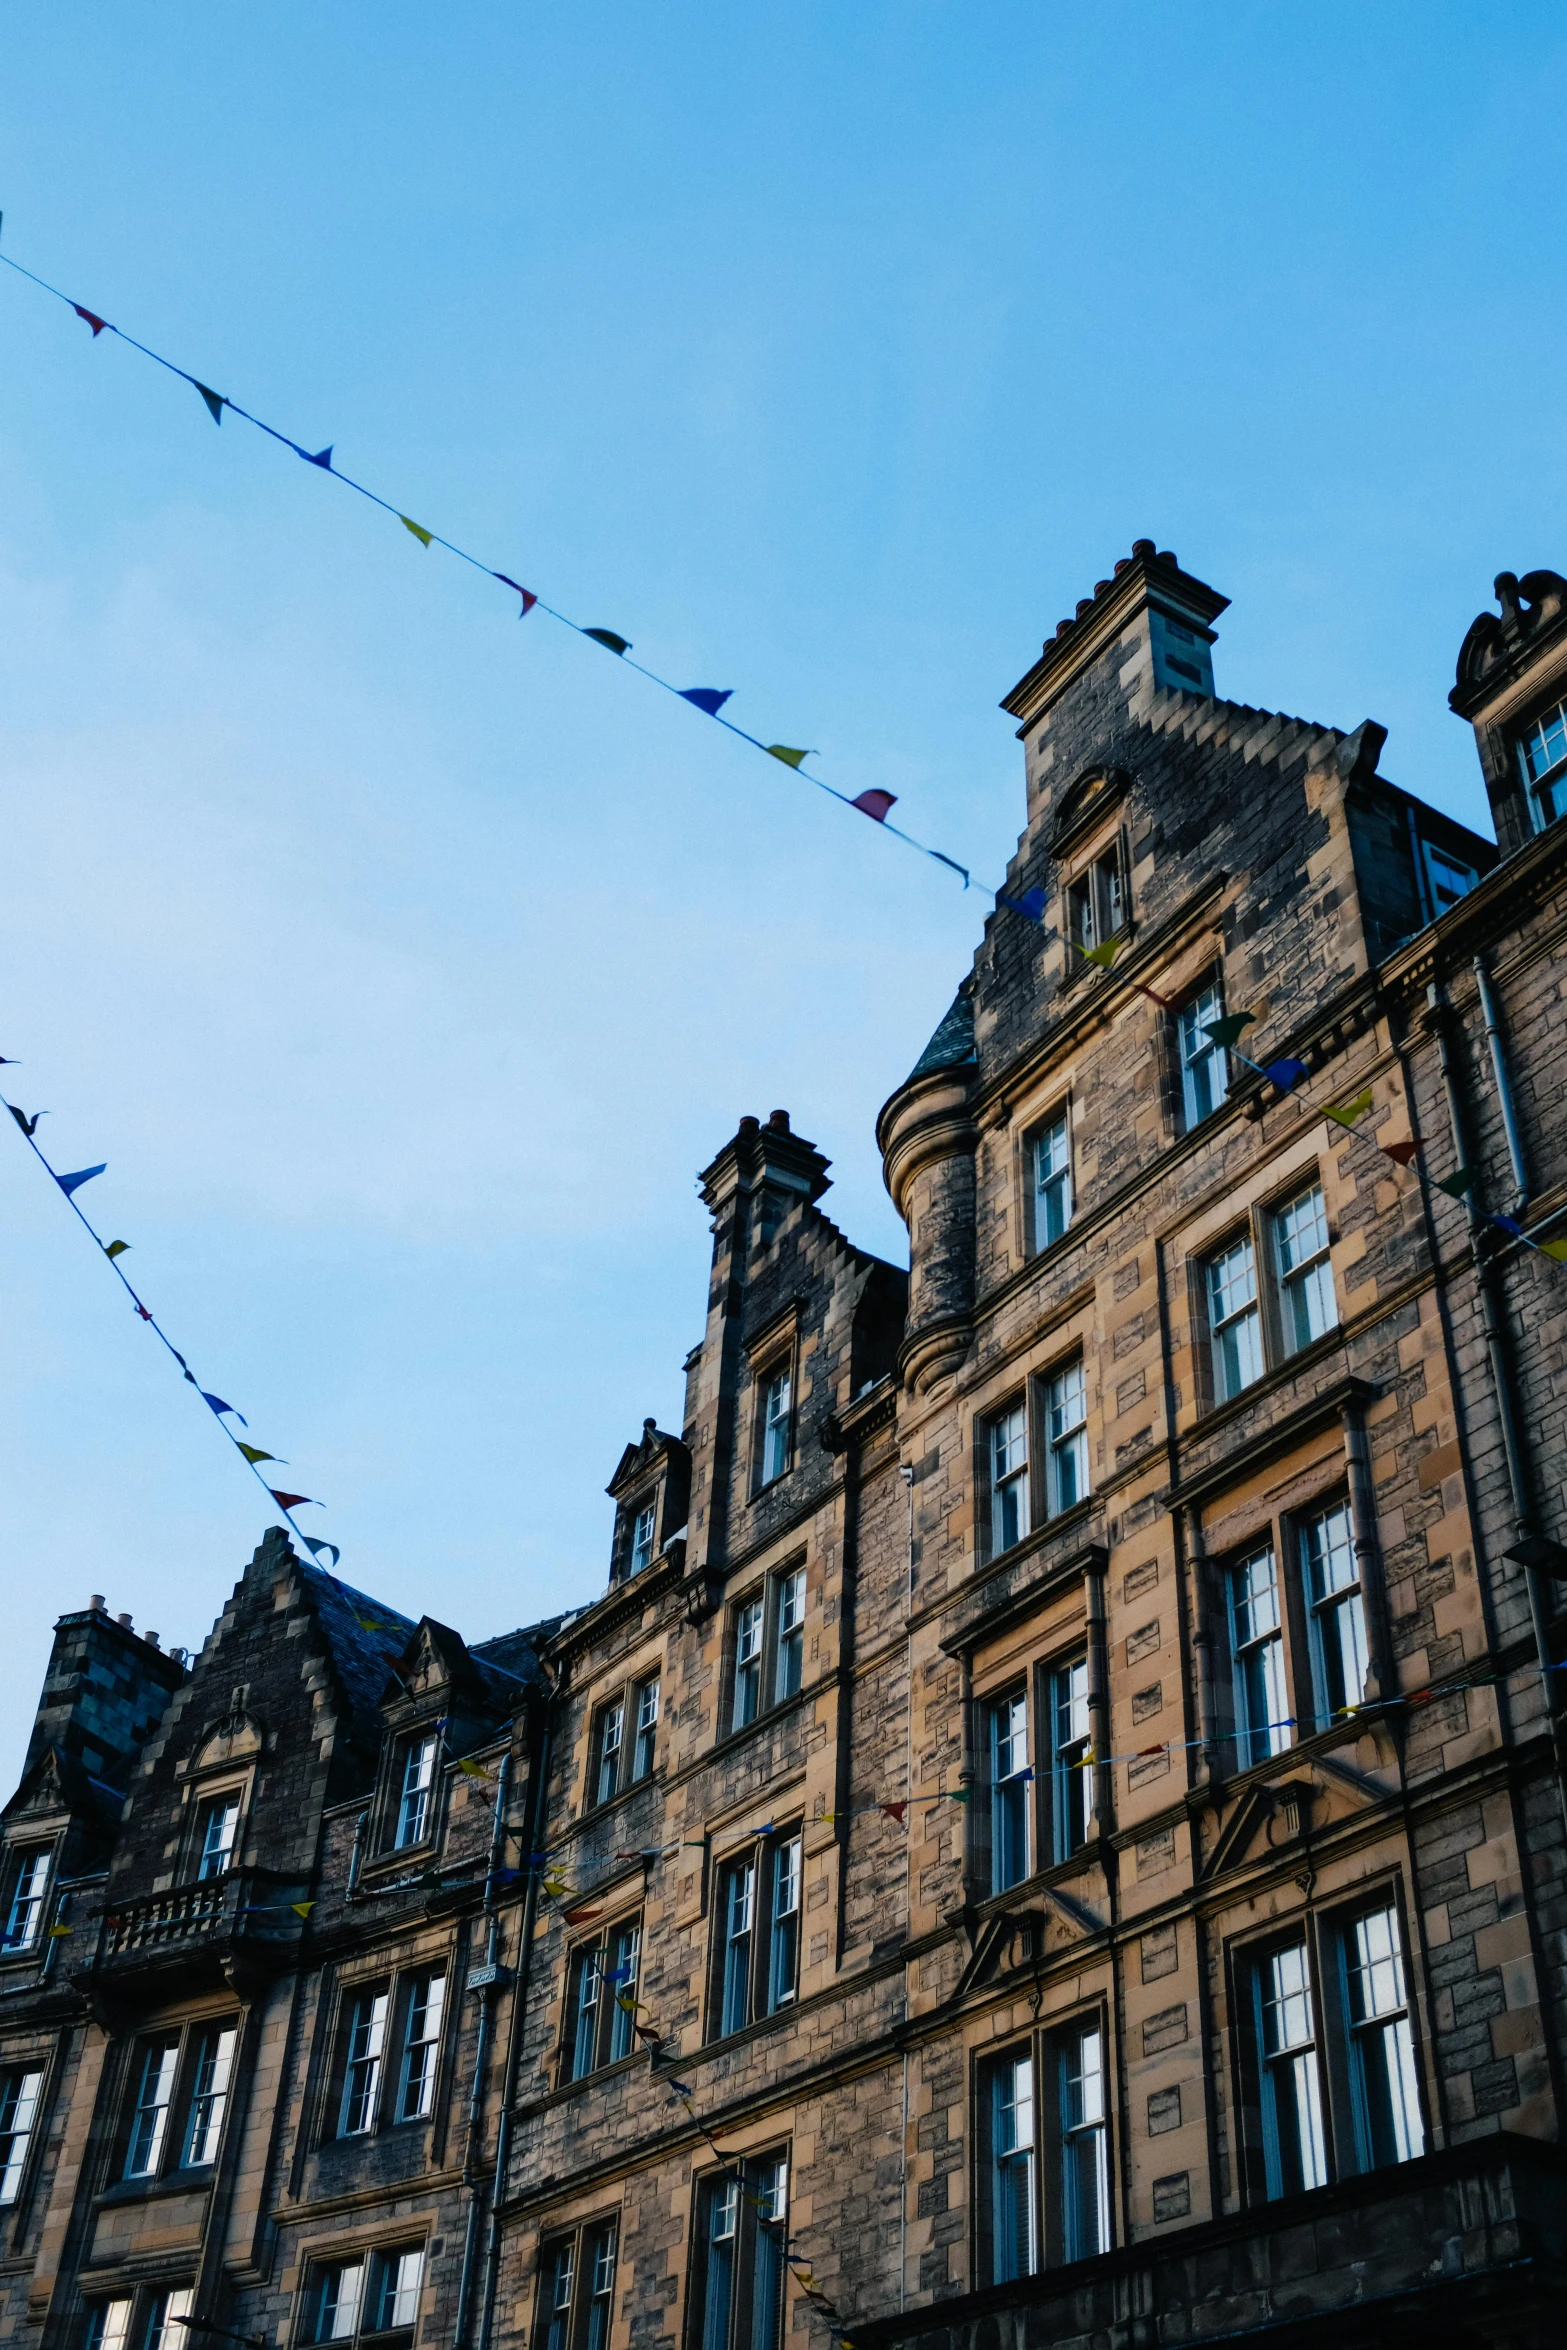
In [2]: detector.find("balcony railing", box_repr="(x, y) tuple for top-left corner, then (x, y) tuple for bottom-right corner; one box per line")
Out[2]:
(100, 1874), (243, 1959)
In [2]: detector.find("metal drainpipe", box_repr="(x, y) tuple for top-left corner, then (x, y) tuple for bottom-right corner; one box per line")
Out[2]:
(1473, 956), (1530, 1210)
(1427, 983), (1564, 1827)
(1339, 1396), (1392, 1707)
(475, 1681), (557, 2350)
(346, 1808), (367, 1901)
(453, 1749), (513, 2348)
(1182, 1503), (1219, 1787)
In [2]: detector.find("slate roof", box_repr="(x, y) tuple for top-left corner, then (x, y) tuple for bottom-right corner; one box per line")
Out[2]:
(906, 985), (977, 1083)
(295, 1555), (417, 1738)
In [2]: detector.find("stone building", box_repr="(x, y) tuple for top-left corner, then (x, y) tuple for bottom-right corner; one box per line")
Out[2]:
(2, 542), (1565, 2350)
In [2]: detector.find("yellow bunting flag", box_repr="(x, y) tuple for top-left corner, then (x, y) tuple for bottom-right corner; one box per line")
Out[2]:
(238, 1444), (280, 1466)
(457, 1758), (493, 1780)
(765, 745), (814, 769)
(1078, 939), (1119, 970)
(1323, 1089), (1374, 1130)
(1542, 1239), (1567, 1263)
(291, 1901), (315, 1918)
(400, 515), (433, 547)
(47, 1924), (72, 1939)
(104, 1239), (130, 1260)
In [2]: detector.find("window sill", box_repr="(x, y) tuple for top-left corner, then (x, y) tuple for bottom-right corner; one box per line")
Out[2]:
(1196, 1324), (1345, 1438)
(575, 1768), (663, 1833)
(96, 2167), (216, 2206)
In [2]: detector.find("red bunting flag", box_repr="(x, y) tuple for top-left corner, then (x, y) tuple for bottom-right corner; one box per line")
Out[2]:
(1380, 1137), (1423, 1166)
(268, 1490), (319, 1511)
(851, 790), (897, 823)
(880, 1801), (908, 1823)
(73, 304), (109, 336)
(493, 573), (538, 615)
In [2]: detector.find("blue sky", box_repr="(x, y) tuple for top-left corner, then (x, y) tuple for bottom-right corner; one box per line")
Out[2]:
(1, 3), (1563, 1783)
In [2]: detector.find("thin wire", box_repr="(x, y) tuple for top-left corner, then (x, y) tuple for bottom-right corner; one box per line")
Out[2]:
(0, 245), (1003, 912)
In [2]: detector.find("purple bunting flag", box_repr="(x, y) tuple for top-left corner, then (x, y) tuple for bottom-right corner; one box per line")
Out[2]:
(269, 1490), (319, 1511)
(73, 303), (109, 336)
(850, 789), (897, 823)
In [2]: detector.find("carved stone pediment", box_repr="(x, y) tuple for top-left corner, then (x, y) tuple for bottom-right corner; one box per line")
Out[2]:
(191, 1712), (263, 1772)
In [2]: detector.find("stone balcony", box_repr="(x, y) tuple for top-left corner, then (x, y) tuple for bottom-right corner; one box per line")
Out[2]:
(96, 1869), (309, 1980)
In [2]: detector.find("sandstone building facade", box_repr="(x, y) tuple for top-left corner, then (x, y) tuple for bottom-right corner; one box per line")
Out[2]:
(3, 544), (1565, 2350)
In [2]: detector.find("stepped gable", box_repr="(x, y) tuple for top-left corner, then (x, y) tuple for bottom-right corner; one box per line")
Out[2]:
(292, 1550), (418, 1739)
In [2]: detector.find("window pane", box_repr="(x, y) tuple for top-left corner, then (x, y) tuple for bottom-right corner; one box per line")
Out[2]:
(761, 1369), (792, 1484)
(630, 1501), (657, 1575)
(0, 2068), (42, 2205)
(1302, 1505), (1367, 1724)
(774, 1568), (805, 1702)
(86, 2303), (134, 2350)
(989, 1691), (1030, 1894)
(316, 2261), (365, 2342)
(126, 2038), (180, 2176)
(721, 1862), (754, 2035)
(543, 2241), (574, 2350)
(750, 2162), (788, 2350)
(1207, 1235), (1263, 1401)
(608, 1924), (641, 2061)
(1050, 1660), (1091, 1860)
(571, 1948), (602, 2080)
(1179, 984), (1229, 1127)
(990, 1401), (1029, 1552)
(1228, 1548), (1289, 1767)
(596, 1702), (624, 1805)
(1047, 1363), (1088, 1515)
(585, 2223), (617, 2350)
(181, 2024), (237, 2165)
(768, 1838), (801, 2012)
(197, 1797), (240, 1880)
(700, 2178), (737, 2350)
(374, 2247), (424, 2331)
(1059, 2026), (1110, 2261)
(987, 2053), (1036, 2283)
(397, 1972), (446, 2120)
(4, 1851), (51, 1951)
(1345, 1906), (1424, 2169)
(633, 1678), (660, 1779)
(396, 1737), (437, 1848)
(1033, 1116), (1073, 1249)
(1255, 1944), (1327, 2198)
(144, 2289), (194, 2350)
(734, 1600), (763, 1728)
(1277, 1185), (1336, 1352)
(340, 1991), (388, 2133)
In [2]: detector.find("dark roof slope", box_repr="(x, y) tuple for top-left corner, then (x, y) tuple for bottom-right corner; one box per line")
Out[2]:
(295, 1555), (417, 1738)
(906, 985), (976, 1084)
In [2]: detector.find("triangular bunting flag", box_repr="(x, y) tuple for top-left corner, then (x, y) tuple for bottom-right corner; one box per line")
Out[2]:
(1542, 1239), (1567, 1263)
(104, 1240), (130, 1259)
(237, 1445), (280, 1466)
(765, 745), (813, 768)
(1323, 1089), (1374, 1130)
(1265, 1057), (1308, 1091)
(73, 304), (109, 336)
(201, 1393), (246, 1422)
(880, 1801), (908, 1823)
(1079, 939), (1119, 970)
(301, 446), (333, 469)
(47, 1923), (72, 1938)
(946, 1786), (972, 1804)
(8, 1105), (43, 1135)
(850, 789), (897, 822)
(268, 1490), (318, 1510)
(192, 381), (226, 425)
(57, 1164), (106, 1196)
(493, 573), (538, 615)
(679, 688), (732, 715)
(1199, 1013), (1254, 1049)
(1492, 1214), (1525, 1237)
(562, 1904), (602, 1925)
(1435, 1168), (1474, 1199)
(291, 1901), (315, 1918)
(1380, 1138), (1423, 1167)
(399, 516), (432, 547)
(584, 628), (630, 654)
(301, 1538), (341, 1567)
(997, 885), (1046, 922)
(457, 1758), (492, 1780)
(929, 849), (971, 884)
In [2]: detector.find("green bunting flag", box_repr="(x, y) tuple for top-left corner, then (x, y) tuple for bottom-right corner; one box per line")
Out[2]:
(192, 381), (226, 425)
(237, 1444), (281, 1466)
(583, 628), (630, 655)
(1435, 1168), (1474, 1198)
(1200, 1012), (1254, 1048)
(104, 1239), (130, 1260)
(1322, 1088), (1374, 1130)
(765, 745), (814, 769)
(399, 515), (432, 547)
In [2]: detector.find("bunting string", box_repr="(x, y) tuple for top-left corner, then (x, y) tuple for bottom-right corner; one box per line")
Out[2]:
(0, 241), (1019, 916)
(1, 1054), (340, 1568)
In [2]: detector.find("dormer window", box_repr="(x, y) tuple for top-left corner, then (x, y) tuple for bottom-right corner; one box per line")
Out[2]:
(1066, 845), (1126, 961)
(395, 1735), (438, 1849)
(195, 1795), (240, 1881)
(759, 1366), (792, 1487)
(2, 1848), (52, 1953)
(1424, 841), (1477, 913)
(1516, 696), (1567, 829)
(629, 1501), (657, 1578)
